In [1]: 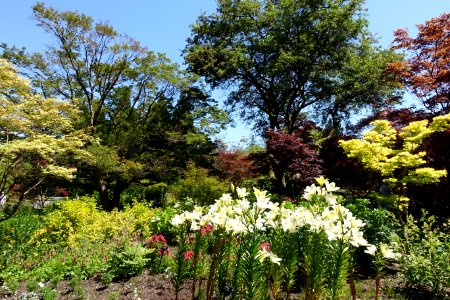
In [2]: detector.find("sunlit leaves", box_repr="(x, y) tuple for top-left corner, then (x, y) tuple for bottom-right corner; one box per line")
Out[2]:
(339, 114), (450, 189)
(0, 58), (90, 204)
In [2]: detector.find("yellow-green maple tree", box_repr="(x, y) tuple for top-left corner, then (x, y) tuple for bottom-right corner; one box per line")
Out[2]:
(339, 114), (450, 209)
(0, 58), (90, 218)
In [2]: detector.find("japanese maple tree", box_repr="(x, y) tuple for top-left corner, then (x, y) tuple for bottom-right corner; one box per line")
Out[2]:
(389, 13), (450, 115)
(254, 128), (322, 196)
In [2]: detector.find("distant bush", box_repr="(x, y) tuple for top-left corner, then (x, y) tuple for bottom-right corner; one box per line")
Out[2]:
(119, 182), (168, 207)
(168, 162), (228, 207)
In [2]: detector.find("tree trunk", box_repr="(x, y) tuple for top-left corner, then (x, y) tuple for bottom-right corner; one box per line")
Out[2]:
(95, 172), (110, 211)
(110, 178), (128, 209)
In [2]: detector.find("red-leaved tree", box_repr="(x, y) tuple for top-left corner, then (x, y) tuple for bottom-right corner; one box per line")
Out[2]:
(252, 129), (322, 197)
(388, 13), (450, 115)
(215, 148), (255, 184)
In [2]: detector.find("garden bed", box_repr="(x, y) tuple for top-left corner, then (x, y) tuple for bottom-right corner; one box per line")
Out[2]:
(2, 270), (449, 300)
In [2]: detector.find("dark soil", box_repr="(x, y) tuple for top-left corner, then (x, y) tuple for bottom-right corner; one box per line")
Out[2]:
(1, 270), (449, 300)
(1, 271), (190, 300)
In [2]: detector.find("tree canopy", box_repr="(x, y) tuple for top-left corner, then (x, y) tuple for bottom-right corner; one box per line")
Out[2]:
(1, 3), (228, 210)
(0, 58), (90, 219)
(184, 0), (401, 133)
(389, 13), (450, 116)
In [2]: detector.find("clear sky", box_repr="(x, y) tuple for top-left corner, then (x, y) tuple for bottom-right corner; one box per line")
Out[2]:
(1, 0), (449, 146)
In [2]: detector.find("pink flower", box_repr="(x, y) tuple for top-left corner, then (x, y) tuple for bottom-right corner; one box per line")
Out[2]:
(146, 234), (167, 249)
(259, 242), (270, 252)
(184, 250), (194, 261)
(201, 224), (213, 236)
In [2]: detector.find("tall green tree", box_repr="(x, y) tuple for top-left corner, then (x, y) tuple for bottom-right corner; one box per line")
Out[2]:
(184, 0), (401, 133)
(2, 3), (228, 210)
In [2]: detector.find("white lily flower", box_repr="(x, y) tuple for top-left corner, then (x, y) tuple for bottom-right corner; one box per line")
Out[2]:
(269, 252), (282, 265)
(324, 180), (340, 192)
(171, 214), (185, 227)
(380, 243), (400, 259)
(236, 187), (249, 198)
(364, 244), (377, 256)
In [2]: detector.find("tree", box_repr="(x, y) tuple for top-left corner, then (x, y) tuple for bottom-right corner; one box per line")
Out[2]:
(2, 3), (228, 210)
(252, 127), (323, 196)
(0, 58), (90, 219)
(339, 114), (450, 210)
(184, 0), (401, 133)
(214, 146), (256, 183)
(389, 13), (450, 115)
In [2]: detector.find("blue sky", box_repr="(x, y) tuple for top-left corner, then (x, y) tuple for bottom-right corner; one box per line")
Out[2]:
(1, 0), (449, 145)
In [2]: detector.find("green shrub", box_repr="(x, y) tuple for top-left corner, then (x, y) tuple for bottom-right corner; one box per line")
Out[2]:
(394, 212), (450, 294)
(105, 244), (150, 280)
(0, 208), (44, 280)
(346, 198), (394, 246)
(32, 198), (154, 248)
(0, 208), (43, 257)
(41, 287), (58, 300)
(3, 198), (154, 281)
(169, 162), (228, 207)
(100, 272), (114, 286)
(149, 207), (179, 243)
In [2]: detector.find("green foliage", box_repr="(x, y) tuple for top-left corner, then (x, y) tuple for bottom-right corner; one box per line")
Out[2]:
(105, 244), (150, 280)
(0, 58), (91, 219)
(185, 0), (401, 133)
(0, 208), (43, 271)
(346, 198), (394, 246)
(264, 230), (299, 299)
(393, 213), (450, 294)
(1, 197), (157, 282)
(302, 230), (328, 300)
(149, 207), (179, 243)
(32, 198), (154, 247)
(168, 227), (192, 300)
(41, 287), (58, 300)
(169, 162), (229, 207)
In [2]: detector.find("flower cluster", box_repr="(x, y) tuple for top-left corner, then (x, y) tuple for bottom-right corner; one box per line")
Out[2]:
(146, 234), (170, 256)
(171, 178), (374, 259)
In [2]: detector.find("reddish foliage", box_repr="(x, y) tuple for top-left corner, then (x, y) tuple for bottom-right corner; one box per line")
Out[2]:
(389, 13), (450, 115)
(55, 187), (70, 197)
(254, 129), (322, 196)
(215, 149), (254, 182)
(352, 108), (430, 132)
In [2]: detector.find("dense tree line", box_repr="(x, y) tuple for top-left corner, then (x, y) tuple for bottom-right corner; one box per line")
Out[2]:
(1, 1), (450, 218)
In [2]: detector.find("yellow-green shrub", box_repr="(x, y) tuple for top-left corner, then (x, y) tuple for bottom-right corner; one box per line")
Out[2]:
(32, 198), (154, 247)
